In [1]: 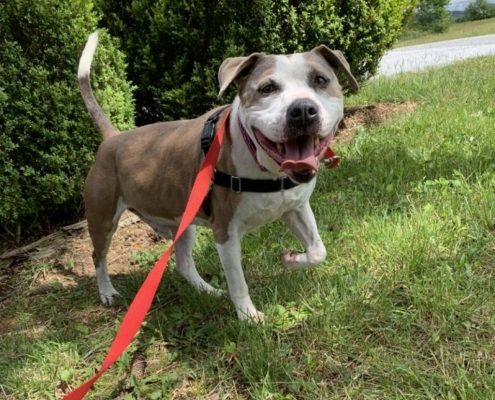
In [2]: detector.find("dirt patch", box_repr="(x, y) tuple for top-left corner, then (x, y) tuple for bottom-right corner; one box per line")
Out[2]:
(0, 211), (164, 313)
(336, 101), (415, 145)
(45, 212), (161, 280)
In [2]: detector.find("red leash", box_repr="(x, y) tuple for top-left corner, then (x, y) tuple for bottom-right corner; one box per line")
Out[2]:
(63, 108), (231, 399)
(63, 105), (339, 398)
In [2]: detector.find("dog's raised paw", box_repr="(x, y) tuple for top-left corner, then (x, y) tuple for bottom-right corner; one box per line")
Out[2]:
(281, 250), (305, 269)
(281, 248), (326, 269)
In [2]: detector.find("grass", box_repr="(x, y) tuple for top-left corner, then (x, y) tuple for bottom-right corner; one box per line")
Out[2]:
(2, 55), (495, 399)
(396, 17), (495, 47)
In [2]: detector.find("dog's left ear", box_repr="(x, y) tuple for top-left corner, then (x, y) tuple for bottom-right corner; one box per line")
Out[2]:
(312, 45), (359, 93)
(218, 53), (263, 98)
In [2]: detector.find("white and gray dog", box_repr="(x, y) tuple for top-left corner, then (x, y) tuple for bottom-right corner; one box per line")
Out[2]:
(78, 31), (358, 321)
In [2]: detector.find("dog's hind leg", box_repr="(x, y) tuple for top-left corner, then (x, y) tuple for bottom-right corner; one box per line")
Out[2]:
(86, 190), (127, 305)
(281, 201), (327, 269)
(175, 225), (224, 297)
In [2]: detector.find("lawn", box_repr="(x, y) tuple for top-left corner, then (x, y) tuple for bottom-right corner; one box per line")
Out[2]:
(397, 17), (495, 47)
(1, 55), (495, 399)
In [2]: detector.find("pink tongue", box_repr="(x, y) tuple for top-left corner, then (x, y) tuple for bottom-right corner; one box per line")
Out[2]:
(280, 136), (318, 173)
(281, 156), (318, 172)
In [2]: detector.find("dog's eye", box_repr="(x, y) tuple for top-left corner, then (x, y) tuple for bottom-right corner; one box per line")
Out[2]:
(314, 75), (329, 87)
(259, 82), (278, 95)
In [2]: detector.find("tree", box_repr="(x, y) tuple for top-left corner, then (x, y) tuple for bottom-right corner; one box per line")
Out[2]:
(464, 0), (495, 21)
(416, 0), (452, 32)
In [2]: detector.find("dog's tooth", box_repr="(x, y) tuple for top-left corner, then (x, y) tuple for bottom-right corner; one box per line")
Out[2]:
(315, 137), (320, 150)
(277, 143), (284, 154)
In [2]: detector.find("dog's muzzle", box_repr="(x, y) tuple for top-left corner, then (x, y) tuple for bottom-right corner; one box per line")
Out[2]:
(248, 98), (336, 183)
(278, 98), (321, 182)
(286, 98), (320, 136)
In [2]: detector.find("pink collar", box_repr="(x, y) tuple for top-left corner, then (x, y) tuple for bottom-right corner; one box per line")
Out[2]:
(237, 117), (267, 171)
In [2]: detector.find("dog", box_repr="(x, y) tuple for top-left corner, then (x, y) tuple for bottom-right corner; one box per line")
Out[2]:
(78, 31), (358, 322)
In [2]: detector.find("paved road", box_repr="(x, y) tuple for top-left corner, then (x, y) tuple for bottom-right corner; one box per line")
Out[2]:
(378, 34), (495, 76)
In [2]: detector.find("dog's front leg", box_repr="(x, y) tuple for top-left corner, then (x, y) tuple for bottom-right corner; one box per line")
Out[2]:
(215, 231), (264, 322)
(281, 201), (327, 269)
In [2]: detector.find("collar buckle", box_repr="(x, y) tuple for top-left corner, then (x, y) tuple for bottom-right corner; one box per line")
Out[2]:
(230, 175), (242, 192)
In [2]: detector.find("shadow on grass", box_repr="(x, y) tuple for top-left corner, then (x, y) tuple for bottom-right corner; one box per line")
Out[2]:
(0, 260), (238, 396)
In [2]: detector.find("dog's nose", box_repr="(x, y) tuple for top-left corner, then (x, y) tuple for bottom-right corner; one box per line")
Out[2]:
(287, 99), (319, 130)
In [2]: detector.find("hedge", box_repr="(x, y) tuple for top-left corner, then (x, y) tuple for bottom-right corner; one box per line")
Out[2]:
(97, 0), (417, 124)
(1, 0), (417, 237)
(0, 0), (135, 237)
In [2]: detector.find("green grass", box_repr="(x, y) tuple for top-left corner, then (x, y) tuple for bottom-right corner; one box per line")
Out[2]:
(397, 17), (495, 47)
(2, 56), (495, 399)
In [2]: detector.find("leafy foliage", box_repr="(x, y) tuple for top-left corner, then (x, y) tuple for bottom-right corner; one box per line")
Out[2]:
(0, 0), (135, 236)
(415, 0), (452, 32)
(0, 0), (416, 236)
(96, 0), (416, 124)
(463, 0), (495, 21)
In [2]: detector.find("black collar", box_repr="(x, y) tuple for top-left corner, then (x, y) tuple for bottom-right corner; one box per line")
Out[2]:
(201, 107), (300, 193)
(213, 170), (299, 193)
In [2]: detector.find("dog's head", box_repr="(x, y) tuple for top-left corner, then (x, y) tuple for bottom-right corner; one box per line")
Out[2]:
(218, 46), (358, 183)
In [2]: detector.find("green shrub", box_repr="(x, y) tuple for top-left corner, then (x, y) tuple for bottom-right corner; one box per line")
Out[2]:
(0, 0), (135, 237)
(96, 0), (416, 124)
(464, 0), (495, 21)
(415, 0), (452, 32)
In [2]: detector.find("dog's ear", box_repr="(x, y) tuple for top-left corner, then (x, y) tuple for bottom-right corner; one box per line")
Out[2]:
(218, 53), (262, 98)
(312, 45), (359, 93)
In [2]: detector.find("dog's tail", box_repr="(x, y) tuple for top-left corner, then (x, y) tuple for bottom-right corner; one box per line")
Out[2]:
(78, 31), (118, 141)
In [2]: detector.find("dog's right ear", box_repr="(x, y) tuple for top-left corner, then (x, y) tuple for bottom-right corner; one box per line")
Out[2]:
(218, 53), (262, 98)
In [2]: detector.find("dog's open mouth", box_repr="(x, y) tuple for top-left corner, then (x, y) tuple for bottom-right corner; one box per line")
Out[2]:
(252, 128), (332, 183)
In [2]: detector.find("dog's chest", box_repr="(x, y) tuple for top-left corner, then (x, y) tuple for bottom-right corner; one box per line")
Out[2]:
(233, 180), (315, 234)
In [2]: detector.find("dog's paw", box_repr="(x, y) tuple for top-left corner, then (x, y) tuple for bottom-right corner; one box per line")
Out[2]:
(99, 288), (120, 306)
(238, 309), (265, 324)
(281, 247), (326, 270)
(213, 288), (227, 297)
(281, 250), (308, 269)
(236, 305), (265, 324)
(203, 286), (226, 298)
(232, 295), (265, 323)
